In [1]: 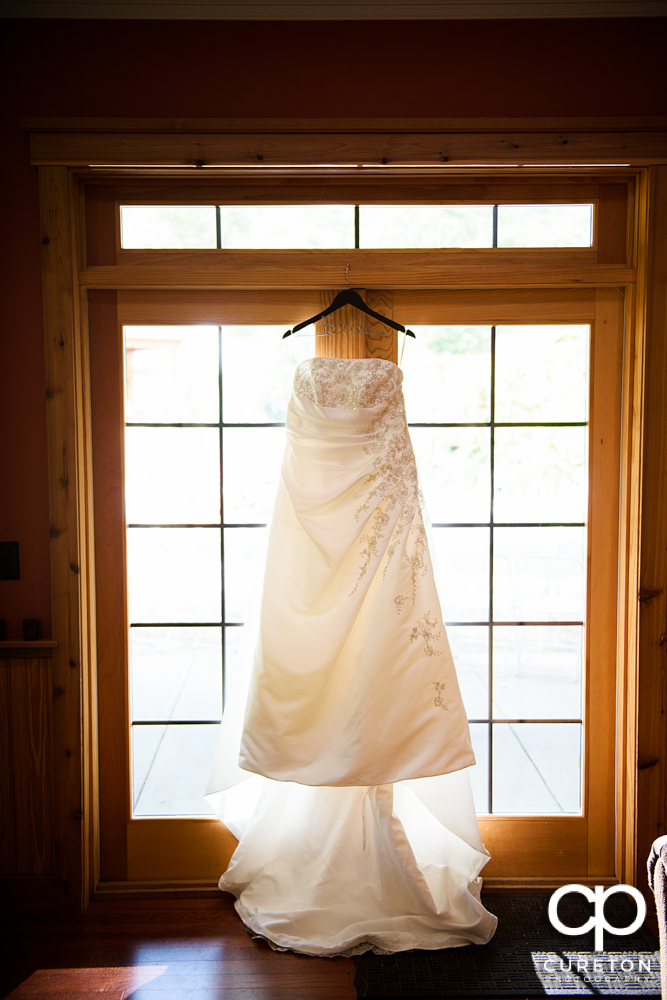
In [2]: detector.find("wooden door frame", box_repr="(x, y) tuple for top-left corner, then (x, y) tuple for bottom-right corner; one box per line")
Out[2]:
(31, 118), (667, 913)
(92, 286), (620, 892)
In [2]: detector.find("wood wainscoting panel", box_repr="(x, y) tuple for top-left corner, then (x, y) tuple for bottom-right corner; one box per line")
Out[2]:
(0, 657), (53, 878)
(0, 660), (15, 874)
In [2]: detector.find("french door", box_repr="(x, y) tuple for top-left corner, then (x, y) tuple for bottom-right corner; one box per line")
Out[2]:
(90, 286), (622, 888)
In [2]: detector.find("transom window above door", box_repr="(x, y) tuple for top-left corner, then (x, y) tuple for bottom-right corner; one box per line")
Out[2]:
(119, 203), (594, 250)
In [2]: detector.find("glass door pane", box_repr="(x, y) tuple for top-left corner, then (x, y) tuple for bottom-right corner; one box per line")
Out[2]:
(402, 324), (589, 815)
(124, 324), (313, 817)
(125, 319), (589, 819)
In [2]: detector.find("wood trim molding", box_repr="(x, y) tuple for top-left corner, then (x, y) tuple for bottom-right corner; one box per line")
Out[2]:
(22, 117), (667, 168)
(81, 250), (636, 291)
(635, 165), (667, 900)
(116, 287), (599, 326)
(93, 286), (621, 886)
(39, 166), (98, 913)
(587, 287), (624, 879)
(616, 252), (644, 887)
(0, 641), (57, 659)
(108, 178), (631, 205)
(28, 133), (667, 168)
(88, 290), (130, 883)
(0, 640), (58, 649)
(92, 879), (220, 900)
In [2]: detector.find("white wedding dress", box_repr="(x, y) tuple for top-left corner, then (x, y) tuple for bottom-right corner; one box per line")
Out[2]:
(205, 356), (497, 956)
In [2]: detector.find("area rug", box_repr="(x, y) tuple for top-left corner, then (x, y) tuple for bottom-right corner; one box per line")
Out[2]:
(353, 893), (660, 997)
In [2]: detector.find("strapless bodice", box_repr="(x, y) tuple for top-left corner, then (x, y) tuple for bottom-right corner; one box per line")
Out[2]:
(293, 357), (402, 410)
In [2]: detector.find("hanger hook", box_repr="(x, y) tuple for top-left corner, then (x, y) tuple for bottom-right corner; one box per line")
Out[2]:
(346, 263), (350, 288)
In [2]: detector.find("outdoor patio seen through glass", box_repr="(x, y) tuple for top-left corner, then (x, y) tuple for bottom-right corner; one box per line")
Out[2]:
(124, 319), (588, 818)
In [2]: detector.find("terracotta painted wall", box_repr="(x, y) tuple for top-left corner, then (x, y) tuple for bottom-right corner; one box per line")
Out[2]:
(0, 16), (665, 639)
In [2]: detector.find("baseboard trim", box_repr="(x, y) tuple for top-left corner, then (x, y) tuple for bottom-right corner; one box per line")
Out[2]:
(90, 874), (621, 902)
(93, 878), (223, 901)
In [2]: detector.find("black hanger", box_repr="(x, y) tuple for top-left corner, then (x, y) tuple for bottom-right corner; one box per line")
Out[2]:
(282, 289), (416, 340)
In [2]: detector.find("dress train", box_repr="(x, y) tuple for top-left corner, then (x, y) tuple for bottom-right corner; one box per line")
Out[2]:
(206, 774), (496, 956)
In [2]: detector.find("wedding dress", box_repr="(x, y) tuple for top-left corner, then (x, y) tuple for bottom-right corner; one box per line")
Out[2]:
(205, 356), (497, 956)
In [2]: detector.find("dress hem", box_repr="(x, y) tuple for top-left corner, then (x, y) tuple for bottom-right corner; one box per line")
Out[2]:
(234, 906), (498, 958)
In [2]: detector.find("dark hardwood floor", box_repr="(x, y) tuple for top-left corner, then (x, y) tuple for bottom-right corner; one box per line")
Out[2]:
(0, 896), (357, 1000)
(6, 893), (652, 1000)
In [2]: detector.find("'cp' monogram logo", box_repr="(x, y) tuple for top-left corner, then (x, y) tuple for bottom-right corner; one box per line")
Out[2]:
(548, 884), (647, 952)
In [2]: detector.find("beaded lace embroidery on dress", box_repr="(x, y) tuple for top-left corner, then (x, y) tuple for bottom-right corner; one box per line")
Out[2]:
(295, 358), (430, 604)
(293, 356), (403, 409)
